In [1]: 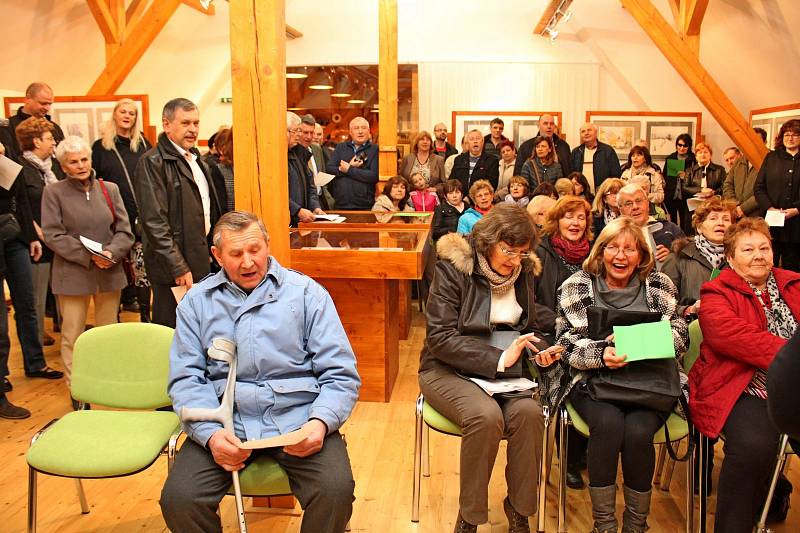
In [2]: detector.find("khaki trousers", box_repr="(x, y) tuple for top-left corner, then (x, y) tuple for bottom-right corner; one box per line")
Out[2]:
(58, 291), (120, 386)
(419, 366), (544, 525)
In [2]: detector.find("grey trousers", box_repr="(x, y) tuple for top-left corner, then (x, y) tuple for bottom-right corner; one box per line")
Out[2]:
(419, 366), (544, 525)
(160, 432), (354, 533)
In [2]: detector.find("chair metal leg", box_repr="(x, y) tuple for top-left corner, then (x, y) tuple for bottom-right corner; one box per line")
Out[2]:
(686, 435), (694, 533)
(557, 406), (568, 533)
(75, 479), (90, 514)
(537, 406), (550, 533)
(411, 395), (424, 523)
(422, 423), (431, 477)
(698, 433), (708, 533)
(756, 434), (789, 533)
(27, 467), (37, 533)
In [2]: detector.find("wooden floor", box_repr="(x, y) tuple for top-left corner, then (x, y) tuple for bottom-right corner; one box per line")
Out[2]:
(2, 306), (798, 532)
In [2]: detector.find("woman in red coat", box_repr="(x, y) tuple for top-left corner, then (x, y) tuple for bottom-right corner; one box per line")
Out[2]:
(690, 217), (800, 533)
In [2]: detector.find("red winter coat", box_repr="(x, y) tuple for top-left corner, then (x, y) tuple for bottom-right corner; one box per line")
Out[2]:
(689, 267), (800, 438)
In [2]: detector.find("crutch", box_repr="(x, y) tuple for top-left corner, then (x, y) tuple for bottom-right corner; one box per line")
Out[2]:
(181, 338), (248, 533)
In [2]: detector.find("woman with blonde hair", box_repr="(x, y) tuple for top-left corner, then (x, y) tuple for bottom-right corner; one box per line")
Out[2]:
(91, 99), (152, 321)
(399, 130), (445, 187)
(591, 177), (625, 239)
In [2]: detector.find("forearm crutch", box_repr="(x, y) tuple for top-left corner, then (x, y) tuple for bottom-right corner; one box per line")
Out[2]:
(181, 338), (248, 533)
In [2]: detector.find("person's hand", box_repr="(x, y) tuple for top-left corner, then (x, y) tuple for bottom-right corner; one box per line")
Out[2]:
(503, 332), (540, 368)
(338, 159), (351, 173)
(534, 345), (563, 368)
(297, 208), (315, 223)
(175, 271), (194, 288)
(30, 241), (42, 262)
(0, 141), (5, 156)
(283, 419), (327, 458)
(655, 244), (670, 263)
(208, 429), (252, 471)
(784, 208), (799, 220)
(698, 188), (714, 199)
(349, 155), (364, 169)
(313, 208), (326, 215)
(603, 343), (628, 369)
(735, 205), (744, 219)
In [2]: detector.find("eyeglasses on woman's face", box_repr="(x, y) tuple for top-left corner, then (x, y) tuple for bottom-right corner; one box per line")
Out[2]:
(498, 245), (532, 259)
(604, 244), (638, 257)
(783, 132), (800, 139)
(676, 142), (688, 148)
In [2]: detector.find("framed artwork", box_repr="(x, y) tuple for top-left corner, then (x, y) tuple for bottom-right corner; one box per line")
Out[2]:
(451, 111), (563, 151)
(3, 94), (153, 144)
(586, 111), (702, 165)
(749, 103), (800, 149)
(646, 122), (694, 156)
(596, 120), (641, 158)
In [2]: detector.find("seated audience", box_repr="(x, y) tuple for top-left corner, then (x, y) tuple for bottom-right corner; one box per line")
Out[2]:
(431, 180), (466, 241)
(754, 119), (800, 272)
(372, 176), (414, 222)
(569, 172), (595, 205)
(556, 217), (688, 533)
(400, 131), (445, 187)
(41, 136), (134, 408)
(531, 181), (558, 199)
(554, 177), (574, 198)
(287, 112), (323, 225)
(160, 211), (360, 533)
(408, 172), (439, 212)
(627, 174), (668, 222)
(617, 184), (684, 265)
(326, 117), (379, 210)
(520, 135), (563, 190)
(682, 142), (725, 234)
(451, 130), (500, 193)
(420, 204), (560, 532)
(504, 176), (530, 208)
(457, 180), (495, 234)
(768, 329), (800, 444)
(527, 194), (557, 229)
(621, 146), (664, 206)
(721, 146), (758, 219)
(591, 178), (625, 238)
(690, 217), (800, 533)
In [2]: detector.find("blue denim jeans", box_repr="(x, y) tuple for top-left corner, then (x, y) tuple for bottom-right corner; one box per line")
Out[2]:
(0, 239), (46, 377)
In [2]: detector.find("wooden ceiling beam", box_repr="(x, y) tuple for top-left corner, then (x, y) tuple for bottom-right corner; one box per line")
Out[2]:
(685, 0), (709, 35)
(286, 24), (303, 39)
(86, 0), (119, 43)
(620, 0), (768, 166)
(533, 0), (574, 35)
(125, 0), (148, 26)
(181, 0), (215, 16)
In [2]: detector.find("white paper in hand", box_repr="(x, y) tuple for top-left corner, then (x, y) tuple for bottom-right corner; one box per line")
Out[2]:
(0, 156), (21, 191)
(238, 426), (311, 449)
(79, 235), (105, 254)
(765, 210), (786, 227)
(314, 172), (336, 188)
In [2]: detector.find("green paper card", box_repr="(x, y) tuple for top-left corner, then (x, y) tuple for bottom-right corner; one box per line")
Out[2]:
(710, 268), (721, 280)
(665, 158), (686, 177)
(613, 321), (676, 362)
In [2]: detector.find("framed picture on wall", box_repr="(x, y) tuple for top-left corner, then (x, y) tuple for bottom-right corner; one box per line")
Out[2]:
(750, 103), (800, 149)
(3, 94), (153, 144)
(596, 120), (641, 158)
(451, 111), (563, 151)
(646, 122), (694, 157)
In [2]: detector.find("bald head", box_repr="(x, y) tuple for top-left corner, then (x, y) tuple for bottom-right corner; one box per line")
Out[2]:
(433, 122), (448, 142)
(580, 123), (598, 148)
(539, 114), (555, 137)
(23, 82), (54, 118)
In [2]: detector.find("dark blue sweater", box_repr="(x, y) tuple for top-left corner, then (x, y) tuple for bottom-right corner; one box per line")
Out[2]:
(325, 141), (379, 210)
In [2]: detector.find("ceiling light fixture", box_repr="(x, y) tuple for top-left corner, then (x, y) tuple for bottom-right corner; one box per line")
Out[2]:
(331, 74), (353, 98)
(286, 67), (308, 79)
(307, 69), (333, 90)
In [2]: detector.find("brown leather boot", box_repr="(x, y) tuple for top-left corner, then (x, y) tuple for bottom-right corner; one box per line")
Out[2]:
(504, 497), (531, 533)
(453, 512), (477, 533)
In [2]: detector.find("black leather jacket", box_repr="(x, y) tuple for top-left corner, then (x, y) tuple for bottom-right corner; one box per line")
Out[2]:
(134, 133), (222, 285)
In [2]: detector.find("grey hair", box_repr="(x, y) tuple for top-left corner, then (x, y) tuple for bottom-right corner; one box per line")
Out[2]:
(724, 146), (741, 155)
(301, 114), (316, 126)
(55, 135), (92, 163)
(212, 211), (269, 248)
(616, 183), (646, 208)
(286, 111), (302, 129)
(162, 98), (197, 121)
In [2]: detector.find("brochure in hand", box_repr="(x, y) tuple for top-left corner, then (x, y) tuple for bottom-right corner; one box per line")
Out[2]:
(613, 321), (676, 362)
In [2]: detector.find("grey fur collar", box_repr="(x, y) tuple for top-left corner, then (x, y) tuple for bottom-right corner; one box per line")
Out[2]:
(436, 233), (542, 276)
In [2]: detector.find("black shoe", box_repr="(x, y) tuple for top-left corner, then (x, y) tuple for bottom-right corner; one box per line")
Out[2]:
(0, 397), (31, 419)
(2, 377), (11, 392)
(566, 468), (585, 489)
(43, 333), (56, 346)
(25, 366), (64, 379)
(503, 497), (531, 533)
(453, 512), (477, 533)
(121, 302), (140, 313)
(71, 397), (91, 411)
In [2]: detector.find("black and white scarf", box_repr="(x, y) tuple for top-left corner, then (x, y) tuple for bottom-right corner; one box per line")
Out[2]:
(22, 151), (59, 186)
(694, 234), (725, 269)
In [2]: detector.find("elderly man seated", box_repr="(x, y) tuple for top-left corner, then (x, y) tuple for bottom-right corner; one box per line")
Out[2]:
(160, 211), (361, 533)
(617, 183), (684, 265)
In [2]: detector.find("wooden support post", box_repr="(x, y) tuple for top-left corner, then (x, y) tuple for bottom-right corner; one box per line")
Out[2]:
(621, 0), (768, 167)
(378, 0), (398, 182)
(229, 0), (290, 265)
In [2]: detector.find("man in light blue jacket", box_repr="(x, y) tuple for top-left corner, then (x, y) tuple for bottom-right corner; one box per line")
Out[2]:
(160, 210), (361, 533)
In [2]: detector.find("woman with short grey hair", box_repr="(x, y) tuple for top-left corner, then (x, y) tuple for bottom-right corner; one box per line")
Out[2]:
(42, 135), (134, 409)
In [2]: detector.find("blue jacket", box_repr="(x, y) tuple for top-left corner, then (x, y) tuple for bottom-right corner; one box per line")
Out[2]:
(168, 258), (361, 447)
(457, 208), (484, 234)
(325, 140), (379, 209)
(570, 141), (622, 190)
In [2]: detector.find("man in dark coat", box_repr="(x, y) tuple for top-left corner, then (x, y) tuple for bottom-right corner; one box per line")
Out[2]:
(326, 117), (379, 210)
(570, 123), (622, 193)
(288, 112), (322, 225)
(433, 122), (458, 161)
(134, 98), (223, 328)
(2, 83), (64, 162)
(514, 113), (571, 175)
(450, 129), (500, 192)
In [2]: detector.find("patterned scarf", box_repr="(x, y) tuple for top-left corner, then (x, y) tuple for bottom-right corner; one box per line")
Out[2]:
(476, 252), (521, 295)
(694, 234), (725, 269)
(550, 234), (590, 265)
(603, 206), (618, 225)
(22, 151), (59, 186)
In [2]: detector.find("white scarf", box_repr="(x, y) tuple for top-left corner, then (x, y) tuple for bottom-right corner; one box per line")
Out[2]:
(22, 151), (59, 186)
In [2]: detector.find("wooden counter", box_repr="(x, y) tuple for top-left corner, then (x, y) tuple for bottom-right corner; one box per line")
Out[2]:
(290, 227), (431, 402)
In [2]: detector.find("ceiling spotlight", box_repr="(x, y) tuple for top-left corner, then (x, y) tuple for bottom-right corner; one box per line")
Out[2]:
(545, 26), (559, 42)
(286, 67), (308, 79)
(200, 0), (213, 10)
(307, 69), (333, 90)
(557, 9), (573, 23)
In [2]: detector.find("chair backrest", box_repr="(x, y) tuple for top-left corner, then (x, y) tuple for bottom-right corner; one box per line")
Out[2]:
(70, 322), (175, 409)
(682, 320), (703, 372)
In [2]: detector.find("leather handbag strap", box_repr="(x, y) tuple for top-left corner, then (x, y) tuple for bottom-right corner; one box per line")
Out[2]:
(97, 178), (117, 233)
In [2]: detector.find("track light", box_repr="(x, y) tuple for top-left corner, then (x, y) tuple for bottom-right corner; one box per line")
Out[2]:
(545, 26), (559, 42)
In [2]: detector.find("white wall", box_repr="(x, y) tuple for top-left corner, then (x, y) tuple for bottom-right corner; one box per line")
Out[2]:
(1, 0), (798, 157)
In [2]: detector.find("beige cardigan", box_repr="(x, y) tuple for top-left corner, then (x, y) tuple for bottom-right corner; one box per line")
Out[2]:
(399, 153), (445, 187)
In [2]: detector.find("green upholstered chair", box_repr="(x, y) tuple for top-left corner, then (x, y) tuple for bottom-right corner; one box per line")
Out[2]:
(25, 323), (180, 533)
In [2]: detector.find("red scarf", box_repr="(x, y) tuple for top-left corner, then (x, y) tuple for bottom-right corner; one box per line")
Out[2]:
(474, 204), (492, 216)
(550, 234), (590, 265)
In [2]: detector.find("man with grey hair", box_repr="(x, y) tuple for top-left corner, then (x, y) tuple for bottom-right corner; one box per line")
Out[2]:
(2, 82), (64, 162)
(325, 116), (379, 209)
(134, 98), (223, 328)
(450, 129), (500, 192)
(570, 122), (621, 194)
(160, 210), (360, 533)
(288, 112), (323, 225)
(299, 114), (333, 210)
(617, 183), (683, 265)
(722, 145), (759, 218)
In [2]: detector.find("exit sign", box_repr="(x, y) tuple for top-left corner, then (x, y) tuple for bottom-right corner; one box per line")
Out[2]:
(220, 97), (232, 103)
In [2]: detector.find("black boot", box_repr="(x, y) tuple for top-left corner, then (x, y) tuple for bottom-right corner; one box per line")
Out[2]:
(453, 512), (477, 533)
(137, 286), (151, 323)
(504, 497), (531, 533)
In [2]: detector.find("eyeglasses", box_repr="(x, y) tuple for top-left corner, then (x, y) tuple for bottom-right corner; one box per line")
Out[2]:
(620, 198), (647, 209)
(498, 245), (532, 259)
(604, 245), (638, 257)
(783, 132), (800, 139)
(676, 143), (688, 148)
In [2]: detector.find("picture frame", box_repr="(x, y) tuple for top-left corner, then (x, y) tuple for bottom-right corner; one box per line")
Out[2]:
(646, 122), (694, 157)
(451, 111), (563, 151)
(3, 94), (154, 144)
(595, 120), (641, 159)
(749, 103), (800, 149)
